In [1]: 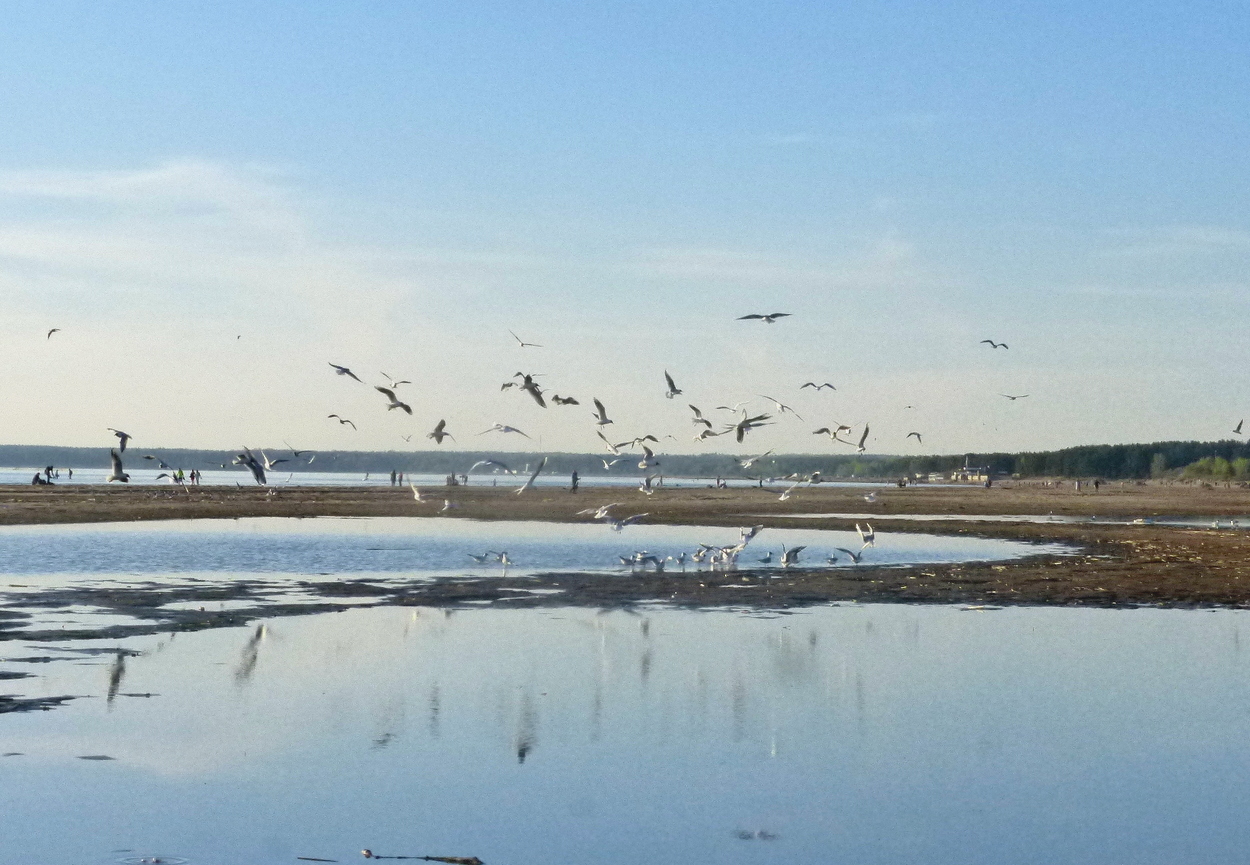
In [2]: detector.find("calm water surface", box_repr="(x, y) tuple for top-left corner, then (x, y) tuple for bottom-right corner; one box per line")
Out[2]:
(3, 604), (1250, 864)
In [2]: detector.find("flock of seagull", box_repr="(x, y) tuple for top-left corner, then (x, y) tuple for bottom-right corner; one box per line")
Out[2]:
(86, 315), (1030, 570)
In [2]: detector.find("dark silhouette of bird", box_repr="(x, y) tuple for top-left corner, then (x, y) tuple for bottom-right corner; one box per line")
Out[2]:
(427, 419), (454, 444)
(800, 381), (835, 390)
(328, 414), (357, 429)
(737, 313), (791, 324)
(980, 340), (1008, 349)
(328, 362), (362, 382)
(46, 328), (61, 340)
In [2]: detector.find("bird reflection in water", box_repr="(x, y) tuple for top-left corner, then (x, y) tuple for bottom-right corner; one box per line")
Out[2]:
(233, 623), (267, 684)
(428, 683), (441, 738)
(515, 690), (537, 764)
(106, 649), (127, 708)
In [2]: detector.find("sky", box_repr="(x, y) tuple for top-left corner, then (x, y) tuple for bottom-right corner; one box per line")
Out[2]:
(1, 1), (1248, 458)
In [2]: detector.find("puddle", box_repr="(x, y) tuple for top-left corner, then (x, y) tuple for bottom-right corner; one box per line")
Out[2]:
(2, 604), (1250, 863)
(0, 516), (1061, 578)
(755, 512), (1250, 528)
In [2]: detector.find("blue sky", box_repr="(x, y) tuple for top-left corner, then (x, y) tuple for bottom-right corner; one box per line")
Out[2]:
(0, 1), (1247, 456)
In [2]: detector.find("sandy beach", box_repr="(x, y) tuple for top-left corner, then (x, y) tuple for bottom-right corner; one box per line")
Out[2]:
(3, 480), (1250, 631)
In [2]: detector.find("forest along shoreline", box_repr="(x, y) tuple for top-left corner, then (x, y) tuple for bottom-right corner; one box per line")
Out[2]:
(1, 483), (1250, 643)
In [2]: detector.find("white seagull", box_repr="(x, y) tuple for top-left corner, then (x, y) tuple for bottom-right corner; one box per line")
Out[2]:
(106, 449), (129, 483)
(515, 457), (547, 495)
(591, 398), (613, 426)
(664, 371), (682, 400)
(107, 428), (132, 452)
(374, 386), (413, 415)
(478, 424), (531, 439)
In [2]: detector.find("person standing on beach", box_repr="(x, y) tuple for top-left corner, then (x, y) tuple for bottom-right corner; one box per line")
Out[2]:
(571, 470), (579, 492)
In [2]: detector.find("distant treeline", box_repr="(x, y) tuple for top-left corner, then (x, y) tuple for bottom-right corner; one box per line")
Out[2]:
(3, 440), (1247, 480)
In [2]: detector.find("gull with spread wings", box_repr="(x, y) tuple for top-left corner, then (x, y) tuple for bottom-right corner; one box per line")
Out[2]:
(737, 313), (791, 324)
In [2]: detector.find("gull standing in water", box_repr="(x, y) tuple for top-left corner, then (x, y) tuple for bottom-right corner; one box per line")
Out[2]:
(106, 449), (129, 483)
(107, 428), (132, 452)
(664, 371), (682, 400)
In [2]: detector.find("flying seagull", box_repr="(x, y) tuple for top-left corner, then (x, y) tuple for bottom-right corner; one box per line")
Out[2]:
(235, 447), (267, 485)
(737, 313), (791, 324)
(689, 405), (713, 429)
(856, 424), (870, 453)
(694, 428), (724, 442)
(1235, 420), (1244, 436)
(327, 414), (357, 430)
(509, 329), (542, 348)
(107, 428), (132, 452)
(737, 450), (774, 469)
(1000, 393), (1029, 400)
(728, 413), (773, 443)
(106, 449), (129, 483)
(759, 395), (803, 421)
(907, 431), (923, 444)
(409, 483), (424, 502)
(478, 424), (531, 439)
(46, 328), (61, 340)
(813, 425), (852, 441)
(509, 372), (547, 408)
(800, 381), (836, 391)
(427, 419), (453, 444)
(551, 394), (580, 405)
(469, 459), (515, 474)
(515, 457), (547, 495)
(664, 371), (682, 400)
(857, 523), (876, 546)
(259, 450), (289, 471)
(374, 386), (413, 414)
(380, 372), (412, 388)
(328, 363), (362, 382)
(980, 340), (1008, 349)
(591, 398), (613, 426)
(780, 545), (807, 566)
(834, 546), (864, 564)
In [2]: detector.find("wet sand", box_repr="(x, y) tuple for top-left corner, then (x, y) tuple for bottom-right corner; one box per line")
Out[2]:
(0, 481), (1249, 626)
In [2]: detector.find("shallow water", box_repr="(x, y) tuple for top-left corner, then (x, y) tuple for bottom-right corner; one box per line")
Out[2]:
(0, 516), (1057, 579)
(3, 603), (1250, 864)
